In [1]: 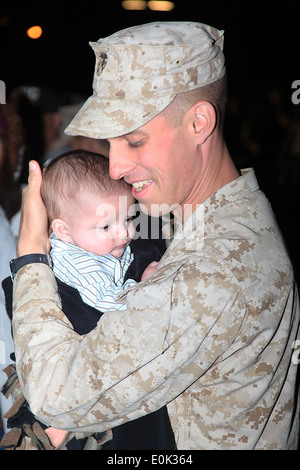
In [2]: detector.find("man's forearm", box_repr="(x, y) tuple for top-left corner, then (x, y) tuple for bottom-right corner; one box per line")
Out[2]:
(12, 263), (174, 432)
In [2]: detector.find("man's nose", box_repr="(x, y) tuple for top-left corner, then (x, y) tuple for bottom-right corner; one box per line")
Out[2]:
(109, 142), (135, 180)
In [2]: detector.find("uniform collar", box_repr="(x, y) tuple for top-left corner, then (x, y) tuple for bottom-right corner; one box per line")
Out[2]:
(167, 168), (259, 252)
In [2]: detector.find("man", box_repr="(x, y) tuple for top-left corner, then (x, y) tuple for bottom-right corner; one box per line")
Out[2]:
(11, 22), (300, 449)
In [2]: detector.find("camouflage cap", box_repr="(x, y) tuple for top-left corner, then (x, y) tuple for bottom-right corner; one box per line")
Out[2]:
(65, 21), (225, 139)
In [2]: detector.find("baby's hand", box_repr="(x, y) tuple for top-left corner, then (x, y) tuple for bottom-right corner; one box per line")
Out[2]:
(141, 261), (159, 281)
(45, 427), (69, 448)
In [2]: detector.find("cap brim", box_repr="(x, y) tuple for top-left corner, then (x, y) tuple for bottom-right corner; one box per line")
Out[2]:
(64, 94), (175, 139)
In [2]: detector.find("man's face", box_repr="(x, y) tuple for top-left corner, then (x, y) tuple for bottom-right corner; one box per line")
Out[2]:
(108, 112), (202, 219)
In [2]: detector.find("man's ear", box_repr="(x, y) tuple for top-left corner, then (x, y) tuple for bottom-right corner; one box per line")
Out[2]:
(191, 101), (217, 144)
(51, 218), (73, 243)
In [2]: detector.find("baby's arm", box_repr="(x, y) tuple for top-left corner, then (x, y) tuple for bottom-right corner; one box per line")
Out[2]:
(141, 261), (159, 281)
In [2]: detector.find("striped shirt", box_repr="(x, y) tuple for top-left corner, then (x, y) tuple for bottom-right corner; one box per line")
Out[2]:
(49, 234), (136, 311)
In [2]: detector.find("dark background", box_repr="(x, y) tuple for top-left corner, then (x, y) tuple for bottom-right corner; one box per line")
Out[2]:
(1, 1), (299, 94)
(1, 0), (300, 276)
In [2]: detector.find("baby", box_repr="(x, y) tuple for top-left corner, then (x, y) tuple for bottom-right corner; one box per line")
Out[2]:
(41, 149), (157, 314)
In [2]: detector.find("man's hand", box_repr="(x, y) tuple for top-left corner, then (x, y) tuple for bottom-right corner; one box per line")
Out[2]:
(45, 427), (69, 448)
(17, 161), (50, 257)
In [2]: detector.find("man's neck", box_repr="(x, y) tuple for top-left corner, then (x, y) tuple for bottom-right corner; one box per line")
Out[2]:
(174, 141), (239, 223)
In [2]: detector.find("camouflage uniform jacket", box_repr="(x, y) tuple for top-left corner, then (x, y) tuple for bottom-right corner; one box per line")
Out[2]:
(12, 168), (300, 449)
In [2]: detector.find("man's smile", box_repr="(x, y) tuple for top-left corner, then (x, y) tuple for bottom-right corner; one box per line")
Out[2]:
(132, 179), (153, 193)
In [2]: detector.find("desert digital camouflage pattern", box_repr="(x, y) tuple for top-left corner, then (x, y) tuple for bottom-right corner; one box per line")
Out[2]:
(65, 22), (225, 139)
(12, 169), (300, 449)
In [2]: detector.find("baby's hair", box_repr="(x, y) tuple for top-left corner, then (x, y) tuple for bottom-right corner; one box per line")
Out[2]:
(41, 149), (131, 223)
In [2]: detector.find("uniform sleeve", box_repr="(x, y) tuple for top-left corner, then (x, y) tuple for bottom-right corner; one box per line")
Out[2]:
(12, 258), (244, 433)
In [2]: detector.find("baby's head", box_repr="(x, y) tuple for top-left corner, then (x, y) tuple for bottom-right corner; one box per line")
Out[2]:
(41, 150), (136, 258)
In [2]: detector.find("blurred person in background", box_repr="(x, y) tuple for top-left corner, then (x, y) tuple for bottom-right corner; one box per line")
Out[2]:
(0, 103), (23, 436)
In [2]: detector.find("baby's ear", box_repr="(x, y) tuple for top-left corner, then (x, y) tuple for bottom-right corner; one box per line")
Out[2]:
(51, 218), (73, 243)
